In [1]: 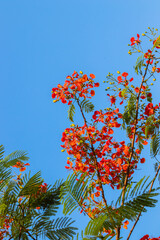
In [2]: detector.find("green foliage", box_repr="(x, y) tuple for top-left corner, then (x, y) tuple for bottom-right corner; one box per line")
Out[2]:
(68, 104), (76, 122)
(152, 35), (160, 49)
(0, 145), (23, 192)
(116, 176), (152, 207)
(3, 150), (29, 168)
(45, 217), (77, 240)
(61, 172), (89, 215)
(122, 95), (136, 128)
(81, 99), (94, 113)
(144, 116), (159, 139)
(134, 55), (144, 75)
(0, 145), (5, 160)
(150, 132), (160, 158)
(84, 176), (159, 239)
(0, 148), (77, 240)
(84, 208), (116, 239)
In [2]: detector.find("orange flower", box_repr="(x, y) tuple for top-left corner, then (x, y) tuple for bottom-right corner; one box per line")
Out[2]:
(90, 73), (95, 79)
(123, 164), (128, 172)
(124, 220), (129, 225)
(95, 191), (100, 197)
(135, 87), (139, 93)
(90, 90), (95, 96)
(135, 149), (141, 154)
(117, 76), (122, 83)
(122, 72), (128, 78)
(20, 167), (26, 172)
(94, 82), (99, 87)
(142, 140), (148, 145)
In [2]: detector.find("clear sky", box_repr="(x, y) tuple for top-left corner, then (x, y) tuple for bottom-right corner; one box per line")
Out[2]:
(0, 0), (160, 239)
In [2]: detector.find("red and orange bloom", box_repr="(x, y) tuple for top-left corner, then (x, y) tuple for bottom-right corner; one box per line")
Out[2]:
(52, 31), (160, 222)
(12, 162), (30, 172)
(130, 34), (140, 46)
(144, 50), (154, 64)
(52, 71), (99, 104)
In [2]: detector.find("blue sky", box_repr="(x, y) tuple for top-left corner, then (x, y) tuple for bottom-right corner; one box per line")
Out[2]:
(0, 0), (160, 239)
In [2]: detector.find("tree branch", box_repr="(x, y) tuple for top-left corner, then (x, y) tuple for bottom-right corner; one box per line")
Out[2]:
(116, 63), (150, 240)
(76, 99), (107, 207)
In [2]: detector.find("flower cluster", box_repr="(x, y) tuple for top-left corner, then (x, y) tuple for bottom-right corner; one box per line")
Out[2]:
(62, 107), (145, 192)
(0, 217), (13, 240)
(52, 71), (99, 105)
(12, 162), (30, 172)
(140, 235), (160, 240)
(144, 50), (154, 64)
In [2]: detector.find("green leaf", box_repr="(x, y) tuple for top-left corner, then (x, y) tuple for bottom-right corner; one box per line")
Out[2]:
(152, 36), (160, 49)
(3, 150), (29, 168)
(68, 104), (75, 122)
(81, 99), (94, 113)
(0, 145), (5, 161)
(150, 133), (160, 157)
(134, 55), (144, 75)
(61, 172), (89, 215)
(122, 95), (136, 127)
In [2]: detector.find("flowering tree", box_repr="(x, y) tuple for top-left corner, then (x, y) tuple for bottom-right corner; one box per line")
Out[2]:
(52, 27), (160, 240)
(0, 145), (77, 239)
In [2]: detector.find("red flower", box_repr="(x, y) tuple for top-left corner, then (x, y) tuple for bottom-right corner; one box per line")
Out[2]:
(135, 87), (139, 93)
(117, 76), (122, 83)
(20, 167), (26, 172)
(94, 82), (100, 87)
(147, 93), (152, 98)
(90, 73), (95, 79)
(142, 141), (148, 145)
(122, 72), (128, 78)
(144, 103), (154, 116)
(110, 96), (116, 105)
(144, 50), (154, 64)
(140, 235), (149, 240)
(130, 34), (140, 46)
(90, 90), (95, 96)
(140, 158), (145, 163)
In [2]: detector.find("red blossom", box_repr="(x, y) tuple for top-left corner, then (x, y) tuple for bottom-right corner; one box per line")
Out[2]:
(130, 34), (140, 46)
(122, 72), (128, 78)
(135, 87), (139, 93)
(144, 50), (154, 64)
(110, 96), (116, 105)
(90, 73), (95, 79)
(52, 72), (99, 104)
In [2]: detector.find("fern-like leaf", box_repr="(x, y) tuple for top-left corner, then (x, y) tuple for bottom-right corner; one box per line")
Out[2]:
(61, 172), (89, 215)
(3, 150), (29, 168)
(134, 55), (144, 75)
(150, 133), (160, 158)
(81, 99), (94, 113)
(0, 145), (5, 161)
(68, 104), (75, 122)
